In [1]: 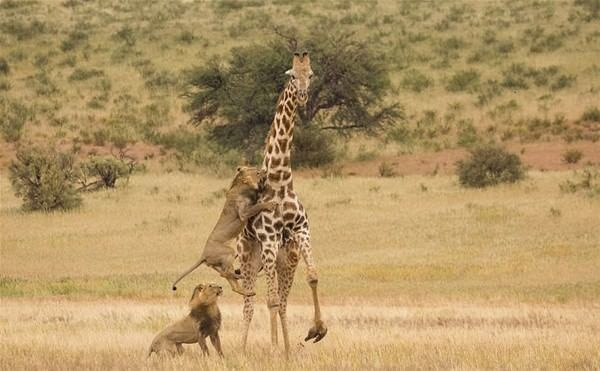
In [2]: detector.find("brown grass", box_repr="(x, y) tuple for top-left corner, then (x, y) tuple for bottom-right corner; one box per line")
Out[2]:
(1, 299), (599, 370)
(1, 171), (600, 369)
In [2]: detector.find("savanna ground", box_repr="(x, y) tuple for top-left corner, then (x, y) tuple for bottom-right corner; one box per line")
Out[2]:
(2, 0), (600, 369)
(2, 171), (600, 369)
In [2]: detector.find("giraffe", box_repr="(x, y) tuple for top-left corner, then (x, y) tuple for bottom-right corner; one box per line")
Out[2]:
(237, 52), (327, 354)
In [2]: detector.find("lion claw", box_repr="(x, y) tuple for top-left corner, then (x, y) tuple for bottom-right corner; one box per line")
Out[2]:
(304, 321), (327, 343)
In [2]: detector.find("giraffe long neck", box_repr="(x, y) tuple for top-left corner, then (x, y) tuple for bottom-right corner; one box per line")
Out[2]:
(262, 80), (297, 193)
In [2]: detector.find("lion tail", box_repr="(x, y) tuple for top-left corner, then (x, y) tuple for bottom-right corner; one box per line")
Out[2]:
(171, 258), (206, 291)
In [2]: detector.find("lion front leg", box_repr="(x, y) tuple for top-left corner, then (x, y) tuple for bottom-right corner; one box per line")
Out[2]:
(209, 332), (224, 357)
(198, 336), (209, 356)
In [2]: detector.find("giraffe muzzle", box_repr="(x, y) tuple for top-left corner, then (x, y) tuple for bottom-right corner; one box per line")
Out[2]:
(297, 91), (308, 105)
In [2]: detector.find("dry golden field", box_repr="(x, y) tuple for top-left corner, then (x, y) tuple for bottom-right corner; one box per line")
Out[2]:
(1, 171), (600, 369)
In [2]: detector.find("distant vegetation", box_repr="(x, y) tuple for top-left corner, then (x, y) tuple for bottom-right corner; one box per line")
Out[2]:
(0, 0), (598, 171)
(8, 146), (139, 211)
(457, 145), (525, 188)
(9, 147), (82, 211)
(560, 167), (600, 197)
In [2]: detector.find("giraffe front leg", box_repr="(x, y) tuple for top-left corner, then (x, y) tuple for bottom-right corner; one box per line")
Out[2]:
(277, 240), (299, 356)
(238, 236), (260, 352)
(298, 233), (328, 343)
(260, 239), (281, 348)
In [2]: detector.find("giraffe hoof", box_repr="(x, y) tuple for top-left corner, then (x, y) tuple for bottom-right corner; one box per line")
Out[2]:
(304, 321), (327, 343)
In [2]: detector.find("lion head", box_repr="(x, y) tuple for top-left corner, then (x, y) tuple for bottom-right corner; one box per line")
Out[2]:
(231, 166), (266, 192)
(189, 283), (223, 309)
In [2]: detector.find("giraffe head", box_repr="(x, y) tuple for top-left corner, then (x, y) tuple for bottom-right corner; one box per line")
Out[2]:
(285, 52), (313, 106)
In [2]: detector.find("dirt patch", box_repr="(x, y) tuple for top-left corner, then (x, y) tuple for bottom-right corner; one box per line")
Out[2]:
(0, 140), (167, 169)
(297, 141), (600, 177)
(2, 140), (598, 177)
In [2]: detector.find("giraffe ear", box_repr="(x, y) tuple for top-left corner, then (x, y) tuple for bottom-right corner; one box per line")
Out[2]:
(285, 69), (293, 76)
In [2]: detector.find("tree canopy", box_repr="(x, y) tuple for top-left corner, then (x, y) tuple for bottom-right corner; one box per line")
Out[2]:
(184, 23), (402, 157)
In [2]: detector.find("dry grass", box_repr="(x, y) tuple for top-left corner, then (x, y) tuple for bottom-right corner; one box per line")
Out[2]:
(1, 299), (599, 370)
(1, 171), (599, 304)
(1, 171), (600, 369)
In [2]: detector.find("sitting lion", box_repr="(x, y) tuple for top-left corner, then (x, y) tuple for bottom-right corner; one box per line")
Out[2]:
(172, 166), (276, 296)
(148, 283), (224, 357)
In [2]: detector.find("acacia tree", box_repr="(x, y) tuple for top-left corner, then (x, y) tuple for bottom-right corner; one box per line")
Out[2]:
(184, 23), (402, 160)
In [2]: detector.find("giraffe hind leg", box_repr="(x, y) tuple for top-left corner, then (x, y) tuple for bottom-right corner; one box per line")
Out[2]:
(297, 232), (328, 343)
(277, 240), (299, 356)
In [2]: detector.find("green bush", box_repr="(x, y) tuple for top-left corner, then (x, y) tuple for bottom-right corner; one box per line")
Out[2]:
(114, 25), (136, 46)
(0, 79), (10, 91)
(401, 69), (433, 93)
(177, 30), (195, 44)
(1, 19), (48, 41)
(69, 68), (104, 81)
(580, 107), (600, 123)
(560, 167), (600, 197)
(78, 156), (131, 189)
(0, 58), (9, 75)
(575, 0), (600, 20)
(457, 145), (525, 188)
(9, 147), (82, 211)
(562, 149), (584, 164)
(378, 161), (397, 177)
(61, 30), (88, 52)
(456, 120), (480, 148)
(291, 126), (337, 168)
(446, 69), (480, 92)
(551, 74), (576, 90)
(0, 97), (31, 142)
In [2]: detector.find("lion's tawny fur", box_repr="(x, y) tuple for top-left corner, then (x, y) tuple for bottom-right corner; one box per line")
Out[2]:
(171, 166), (276, 295)
(148, 284), (224, 357)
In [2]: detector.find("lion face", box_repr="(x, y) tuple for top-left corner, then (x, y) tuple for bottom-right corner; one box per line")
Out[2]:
(190, 283), (223, 308)
(234, 166), (264, 192)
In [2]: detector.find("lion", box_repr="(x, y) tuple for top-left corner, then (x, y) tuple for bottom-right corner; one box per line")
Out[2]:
(148, 283), (224, 357)
(171, 166), (276, 296)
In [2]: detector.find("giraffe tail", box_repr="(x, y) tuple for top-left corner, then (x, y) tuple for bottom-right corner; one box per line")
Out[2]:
(171, 258), (206, 291)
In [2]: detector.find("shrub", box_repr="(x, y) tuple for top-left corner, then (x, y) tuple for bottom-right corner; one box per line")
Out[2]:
(378, 161), (397, 177)
(292, 126), (337, 168)
(501, 64), (530, 90)
(446, 69), (480, 92)
(575, 0), (600, 20)
(0, 79), (10, 91)
(562, 149), (584, 164)
(401, 69), (433, 92)
(1, 19), (48, 40)
(456, 145), (525, 188)
(551, 74), (576, 90)
(580, 107), (600, 123)
(114, 25), (136, 46)
(144, 70), (178, 91)
(177, 30), (195, 44)
(0, 58), (9, 75)
(456, 120), (480, 148)
(78, 156), (132, 190)
(559, 167), (600, 197)
(0, 97), (31, 142)
(355, 145), (378, 162)
(61, 30), (88, 51)
(9, 147), (82, 211)
(68, 68), (104, 81)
